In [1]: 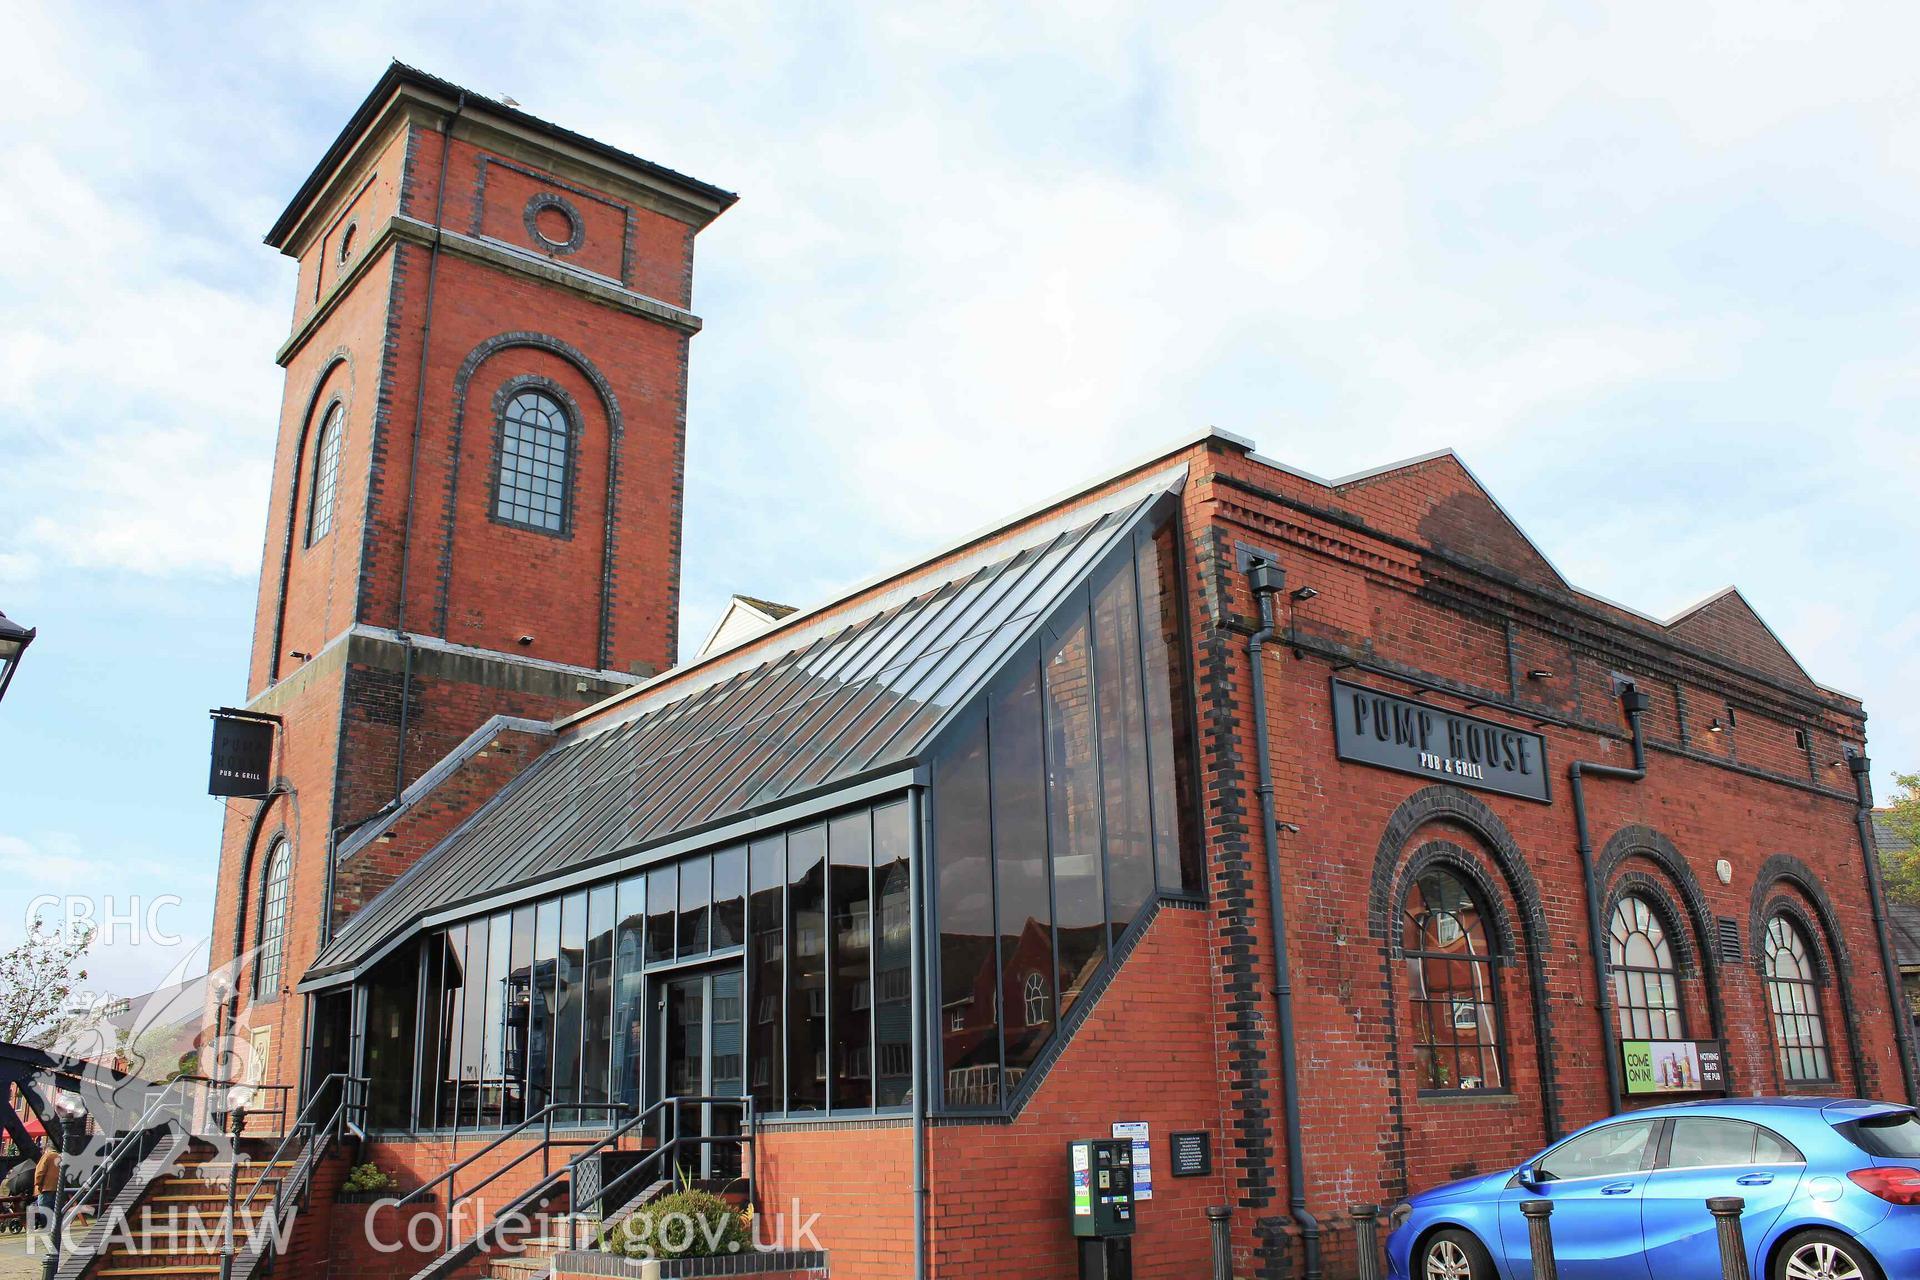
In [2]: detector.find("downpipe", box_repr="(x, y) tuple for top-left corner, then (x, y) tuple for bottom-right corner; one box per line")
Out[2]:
(1245, 560), (1321, 1280)
(1569, 683), (1649, 1119)
(1848, 752), (1920, 1105)
(910, 787), (929, 1280)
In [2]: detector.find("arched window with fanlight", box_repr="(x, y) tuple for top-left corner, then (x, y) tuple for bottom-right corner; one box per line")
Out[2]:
(1609, 894), (1685, 1041)
(306, 403), (344, 546)
(254, 840), (291, 999)
(1401, 866), (1506, 1093)
(1764, 915), (1832, 1083)
(1022, 971), (1049, 1027)
(494, 387), (573, 534)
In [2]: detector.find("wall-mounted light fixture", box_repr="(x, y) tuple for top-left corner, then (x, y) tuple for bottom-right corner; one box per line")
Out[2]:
(1708, 718), (1725, 733)
(289, 650), (313, 663)
(517, 634), (536, 647)
(1527, 669), (1554, 681)
(1289, 586), (1318, 602)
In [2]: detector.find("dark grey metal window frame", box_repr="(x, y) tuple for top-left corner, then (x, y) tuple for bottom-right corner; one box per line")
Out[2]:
(1609, 893), (1687, 1043)
(306, 400), (345, 547)
(489, 378), (577, 537)
(389, 793), (919, 1133)
(254, 838), (292, 1000)
(307, 492), (1179, 988)
(1763, 913), (1835, 1085)
(1402, 866), (1513, 1098)
(923, 495), (1206, 1116)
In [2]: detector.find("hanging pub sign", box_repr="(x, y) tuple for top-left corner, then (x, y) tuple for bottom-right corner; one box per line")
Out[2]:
(1330, 678), (1550, 803)
(1622, 1039), (1729, 1095)
(208, 709), (278, 797)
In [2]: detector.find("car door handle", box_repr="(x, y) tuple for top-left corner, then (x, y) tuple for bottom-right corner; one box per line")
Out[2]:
(1736, 1173), (1774, 1186)
(1601, 1182), (1636, 1195)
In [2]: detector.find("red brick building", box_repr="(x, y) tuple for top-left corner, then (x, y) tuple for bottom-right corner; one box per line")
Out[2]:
(202, 65), (1913, 1280)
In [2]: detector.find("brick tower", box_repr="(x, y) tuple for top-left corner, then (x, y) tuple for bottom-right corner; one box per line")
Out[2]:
(205, 64), (734, 1094)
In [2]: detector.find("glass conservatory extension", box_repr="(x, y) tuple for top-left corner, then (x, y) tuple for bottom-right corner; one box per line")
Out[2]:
(309, 474), (1200, 1130)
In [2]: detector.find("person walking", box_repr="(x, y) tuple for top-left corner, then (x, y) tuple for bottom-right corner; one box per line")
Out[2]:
(31, 1140), (58, 1242)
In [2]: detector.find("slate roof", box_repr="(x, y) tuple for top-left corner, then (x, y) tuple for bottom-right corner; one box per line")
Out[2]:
(733, 596), (797, 620)
(301, 465), (1184, 988)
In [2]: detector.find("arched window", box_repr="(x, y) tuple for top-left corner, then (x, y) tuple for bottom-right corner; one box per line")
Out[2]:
(254, 840), (291, 999)
(1764, 915), (1831, 1083)
(1022, 971), (1049, 1027)
(306, 403), (344, 545)
(1401, 866), (1505, 1092)
(494, 388), (572, 534)
(1609, 895), (1684, 1041)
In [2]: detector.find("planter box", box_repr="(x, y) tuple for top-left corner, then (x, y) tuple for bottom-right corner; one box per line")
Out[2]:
(552, 1248), (827, 1279)
(336, 1189), (435, 1204)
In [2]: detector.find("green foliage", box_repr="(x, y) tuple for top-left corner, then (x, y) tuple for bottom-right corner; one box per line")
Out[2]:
(602, 1187), (750, 1260)
(1883, 772), (1920, 908)
(0, 924), (95, 1049)
(343, 1162), (393, 1193)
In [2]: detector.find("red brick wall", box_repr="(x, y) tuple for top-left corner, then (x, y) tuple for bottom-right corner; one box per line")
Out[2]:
(756, 1124), (913, 1280)
(331, 720), (553, 921)
(211, 92), (718, 1103)
(926, 905), (1232, 1280)
(208, 658), (346, 1094)
(1179, 438), (1895, 1275)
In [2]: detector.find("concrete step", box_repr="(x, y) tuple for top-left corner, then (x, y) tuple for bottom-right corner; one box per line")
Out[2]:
(488, 1258), (551, 1280)
(98, 1250), (226, 1268)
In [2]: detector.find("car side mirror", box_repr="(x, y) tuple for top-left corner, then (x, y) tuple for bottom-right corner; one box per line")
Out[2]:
(1517, 1165), (1542, 1191)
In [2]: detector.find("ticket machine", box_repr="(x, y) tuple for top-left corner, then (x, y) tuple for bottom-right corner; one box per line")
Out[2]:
(1069, 1138), (1135, 1280)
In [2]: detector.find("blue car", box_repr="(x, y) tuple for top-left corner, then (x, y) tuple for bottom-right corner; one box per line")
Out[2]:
(1386, 1098), (1920, 1280)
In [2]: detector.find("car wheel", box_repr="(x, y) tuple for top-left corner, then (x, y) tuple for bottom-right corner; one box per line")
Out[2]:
(1772, 1229), (1883, 1280)
(1418, 1227), (1494, 1280)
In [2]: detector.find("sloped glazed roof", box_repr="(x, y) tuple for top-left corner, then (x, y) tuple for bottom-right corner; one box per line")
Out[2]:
(303, 463), (1185, 987)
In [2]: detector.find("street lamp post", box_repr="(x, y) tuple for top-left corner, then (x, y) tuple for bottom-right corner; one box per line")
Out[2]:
(0, 609), (36, 706)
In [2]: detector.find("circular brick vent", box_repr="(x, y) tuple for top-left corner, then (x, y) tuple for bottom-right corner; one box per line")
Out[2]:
(525, 193), (584, 255)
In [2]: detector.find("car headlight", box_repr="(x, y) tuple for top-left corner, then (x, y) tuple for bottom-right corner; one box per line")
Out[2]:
(1388, 1202), (1413, 1233)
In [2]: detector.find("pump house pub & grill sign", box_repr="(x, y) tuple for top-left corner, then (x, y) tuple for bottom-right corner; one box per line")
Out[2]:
(1329, 678), (1550, 803)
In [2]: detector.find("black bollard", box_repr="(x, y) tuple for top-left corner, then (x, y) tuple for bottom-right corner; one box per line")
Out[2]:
(1707, 1197), (1750, 1280)
(1521, 1200), (1558, 1280)
(1350, 1205), (1382, 1280)
(1207, 1206), (1231, 1280)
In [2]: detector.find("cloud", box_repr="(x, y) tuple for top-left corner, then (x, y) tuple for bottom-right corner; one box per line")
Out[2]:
(1, 0), (1916, 815)
(0, 832), (103, 885)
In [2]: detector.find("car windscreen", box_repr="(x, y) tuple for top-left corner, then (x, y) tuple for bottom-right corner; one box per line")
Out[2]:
(1839, 1110), (1920, 1158)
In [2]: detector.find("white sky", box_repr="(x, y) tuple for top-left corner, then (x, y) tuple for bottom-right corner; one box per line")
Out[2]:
(1, 0), (1916, 997)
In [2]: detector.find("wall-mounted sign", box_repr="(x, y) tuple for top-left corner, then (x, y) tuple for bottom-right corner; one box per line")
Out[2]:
(1622, 1040), (1728, 1095)
(1330, 679), (1550, 803)
(1170, 1131), (1210, 1178)
(1112, 1121), (1152, 1201)
(209, 710), (277, 798)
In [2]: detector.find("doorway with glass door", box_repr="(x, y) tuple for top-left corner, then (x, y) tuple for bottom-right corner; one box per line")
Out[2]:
(655, 966), (744, 1181)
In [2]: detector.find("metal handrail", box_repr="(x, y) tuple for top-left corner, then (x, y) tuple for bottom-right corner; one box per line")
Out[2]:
(392, 1101), (631, 1210)
(64, 1074), (196, 1222)
(394, 1100), (632, 1273)
(218, 1074), (368, 1280)
(571, 1095), (754, 1252)
(54, 1072), (257, 1271)
(392, 1094), (756, 1280)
